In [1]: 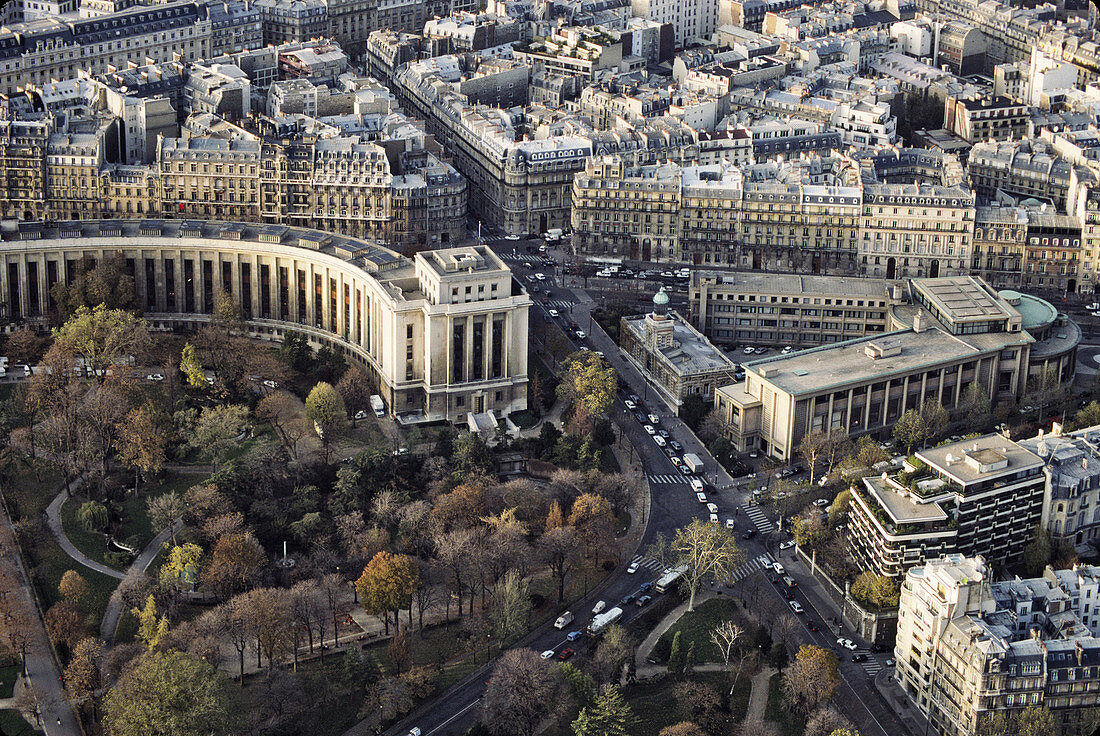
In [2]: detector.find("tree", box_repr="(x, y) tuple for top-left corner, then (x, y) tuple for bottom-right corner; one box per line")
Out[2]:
(1014, 706), (1057, 736)
(805, 707), (853, 736)
(660, 724), (707, 736)
(64, 637), (102, 701)
(1026, 367), (1068, 420)
(179, 342), (208, 388)
(190, 404), (250, 471)
(673, 681), (723, 735)
(849, 572), (899, 608)
(336, 366), (374, 415)
(119, 404), (169, 493)
(488, 570), (531, 646)
(792, 513), (828, 549)
(59, 570), (91, 612)
(668, 630), (685, 675)
(133, 594), (169, 650)
(671, 519), (743, 610)
(568, 493), (616, 572)
(160, 542), (204, 592)
(1078, 400), (1100, 430)
(305, 381), (347, 457)
(539, 526), (578, 604)
(1023, 526), (1053, 578)
(52, 304), (149, 381)
(76, 500), (108, 533)
(783, 645), (840, 714)
(481, 649), (560, 736)
(5, 327), (47, 367)
(591, 624), (633, 686)
(355, 550), (420, 635)
(256, 391), (307, 464)
(679, 394), (711, 430)
(50, 253), (136, 318)
(960, 382), (992, 429)
(146, 491), (185, 547)
(920, 399), (950, 444)
(572, 685), (636, 736)
(892, 409), (928, 454)
(798, 430), (831, 487)
(557, 350), (617, 423)
(45, 601), (84, 650)
(203, 531), (266, 599)
(453, 431), (494, 476)
(240, 587), (291, 670)
(104, 649), (241, 736)
(711, 619), (744, 694)
(827, 490), (851, 527)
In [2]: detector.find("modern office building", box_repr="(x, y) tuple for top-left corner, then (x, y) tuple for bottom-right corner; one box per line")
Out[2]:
(713, 277), (1077, 459)
(619, 291), (741, 408)
(895, 555), (1100, 736)
(847, 434), (1046, 578)
(0, 220), (529, 425)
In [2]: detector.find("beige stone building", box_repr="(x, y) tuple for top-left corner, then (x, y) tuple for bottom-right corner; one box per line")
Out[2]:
(0, 219), (529, 424)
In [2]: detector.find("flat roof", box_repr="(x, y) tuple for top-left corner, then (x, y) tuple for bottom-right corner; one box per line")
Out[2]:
(863, 475), (950, 524)
(745, 327), (1026, 396)
(914, 277), (1015, 322)
(623, 311), (739, 375)
(917, 434), (1043, 486)
(694, 270), (896, 298)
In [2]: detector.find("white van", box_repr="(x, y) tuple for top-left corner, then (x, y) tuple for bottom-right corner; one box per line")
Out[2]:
(690, 478), (705, 493)
(554, 611), (574, 629)
(654, 435), (666, 447)
(592, 600), (607, 615)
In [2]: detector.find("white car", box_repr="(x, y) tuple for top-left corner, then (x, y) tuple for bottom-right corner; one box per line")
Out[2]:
(548, 309), (560, 318)
(575, 330), (587, 339)
(626, 562), (639, 574)
(772, 562), (785, 575)
(743, 346), (755, 354)
(354, 410), (368, 420)
(1088, 302), (1100, 311)
(535, 273), (546, 281)
(592, 600), (607, 615)
(145, 373), (164, 381)
(263, 380), (278, 389)
(408, 729), (422, 736)
(696, 492), (708, 503)
(789, 601), (804, 614)
(624, 399), (637, 410)
(644, 425), (656, 435)
(648, 413), (660, 425)
(725, 518), (736, 529)
(813, 498), (830, 507)
(837, 638), (857, 650)
(779, 540), (796, 550)
(654, 436), (666, 448)
(709, 513), (719, 524)
(706, 502), (718, 514)
(541, 650), (555, 659)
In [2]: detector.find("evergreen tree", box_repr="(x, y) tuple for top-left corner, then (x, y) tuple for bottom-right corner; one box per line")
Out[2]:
(571, 685), (637, 736)
(684, 641), (697, 676)
(667, 630), (684, 675)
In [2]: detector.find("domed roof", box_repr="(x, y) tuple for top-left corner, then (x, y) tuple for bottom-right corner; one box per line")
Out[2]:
(653, 288), (670, 306)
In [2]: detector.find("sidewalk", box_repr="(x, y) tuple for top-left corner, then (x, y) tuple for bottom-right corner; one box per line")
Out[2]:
(45, 482), (125, 581)
(100, 517), (183, 644)
(634, 591), (717, 678)
(746, 667), (777, 722)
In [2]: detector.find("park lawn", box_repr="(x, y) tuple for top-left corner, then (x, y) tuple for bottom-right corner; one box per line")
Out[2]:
(60, 473), (203, 571)
(0, 709), (37, 736)
(2, 462), (63, 522)
(509, 409), (540, 429)
(0, 659), (19, 699)
(25, 533), (117, 627)
(765, 672), (804, 736)
(651, 597), (741, 664)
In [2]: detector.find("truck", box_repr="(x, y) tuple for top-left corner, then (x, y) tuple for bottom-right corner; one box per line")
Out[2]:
(554, 611), (574, 629)
(586, 607), (624, 636)
(683, 453), (704, 474)
(370, 394), (385, 418)
(655, 564), (690, 594)
(544, 228), (563, 243)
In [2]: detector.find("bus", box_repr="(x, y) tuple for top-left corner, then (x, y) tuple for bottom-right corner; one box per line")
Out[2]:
(655, 564), (689, 594)
(587, 607), (624, 636)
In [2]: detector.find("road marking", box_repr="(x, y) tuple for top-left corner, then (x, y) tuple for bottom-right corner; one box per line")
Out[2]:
(741, 504), (776, 532)
(647, 474), (687, 485)
(629, 554), (665, 571)
(427, 697), (482, 736)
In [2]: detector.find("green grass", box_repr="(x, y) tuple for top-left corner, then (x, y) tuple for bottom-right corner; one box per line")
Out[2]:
(764, 672), (803, 736)
(60, 473), (203, 570)
(0, 660), (18, 699)
(25, 533), (117, 628)
(0, 709), (38, 736)
(2, 462), (63, 522)
(651, 597), (741, 664)
(509, 409), (540, 429)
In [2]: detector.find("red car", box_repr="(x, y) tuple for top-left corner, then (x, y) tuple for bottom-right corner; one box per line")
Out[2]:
(807, 621), (820, 632)
(557, 648), (575, 661)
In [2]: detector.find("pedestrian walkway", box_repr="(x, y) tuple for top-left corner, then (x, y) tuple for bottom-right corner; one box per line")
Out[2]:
(628, 554), (665, 573)
(730, 553), (775, 585)
(741, 503), (776, 533)
(862, 657), (884, 678)
(746, 666), (778, 722)
(648, 473), (688, 485)
(544, 299), (574, 312)
(45, 484), (125, 581)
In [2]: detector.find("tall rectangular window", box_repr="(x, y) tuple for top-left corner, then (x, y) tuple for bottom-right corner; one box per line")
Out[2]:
(164, 258), (176, 312)
(491, 317), (504, 378)
(472, 318), (485, 381)
(297, 269), (307, 324)
(7, 263), (18, 317)
(240, 263), (252, 319)
(452, 321), (465, 383)
(259, 264), (271, 319)
(183, 259), (195, 313)
(202, 260), (214, 313)
(278, 266), (289, 319)
(26, 261), (38, 318)
(45, 260), (58, 312)
(145, 258), (157, 310)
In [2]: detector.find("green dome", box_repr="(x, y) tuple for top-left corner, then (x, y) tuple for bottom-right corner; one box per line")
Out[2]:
(653, 288), (670, 307)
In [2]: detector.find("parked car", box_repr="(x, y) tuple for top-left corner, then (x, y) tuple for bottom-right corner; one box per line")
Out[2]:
(354, 410), (368, 420)
(639, 582), (654, 594)
(620, 594), (635, 606)
(742, 529), (756, 539)
(670, 441), (683, 451)
(696, 492), (707, 503)
(624, 399), (637, 410)
(779, 540), (796, 550)
(558, 648), (575, 661)
(772, 562), (785, 575)
(644, 425), (656, 435)
(548, 309), (560, 318)
(851, 654), (867, 663)
(725, 519), (736, 529)
(541, 650), (555, 659)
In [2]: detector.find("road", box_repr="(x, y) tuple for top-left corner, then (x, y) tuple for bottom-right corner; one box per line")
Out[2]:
(374, 235), (911, 736)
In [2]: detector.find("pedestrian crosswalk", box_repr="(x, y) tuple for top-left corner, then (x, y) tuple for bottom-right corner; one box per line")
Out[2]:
(648, 473), (687, 485)
(742, 503), (776, 533)
(544, 300), (573, 311)
(628, 554), (666, 572)
(862, 658), (883, 677)
(729, 553), (776, 584)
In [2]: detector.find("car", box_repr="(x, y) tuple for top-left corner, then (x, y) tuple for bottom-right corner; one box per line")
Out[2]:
(620, 594), (636, 606)
(742, 529), (756, 539)
(789, 601), (804, 614)
(1091, 311), (1100, 317)
(779, 540), (796, 550)
(772, 562), (785, 574)
(634, 412), (647, 423)
(638, 582), (654, 595)
(354, 410), (368, 420)
(754, 347), (767, 354)
(567, 630), (584, 642)
(644, 425), (656, 435)
(145, 373), (164, 381)
(725, 518), (736, 529)
(628, 394), (640, 404)
(670, 456), (682, 466)
(670, 440), (683, 451)
(749, 450), (759, 458)
(783, 576), (797, 588)
(648, 413), (660, 424)
(408, 729), (422, 736)
(707, 502), (719, 514)
(807, 621), (820, 632)
(1088, 302), (1100, 311)
(627, 562), (639, 574)
(871, 643), (887, 653)
(532, 286), (540, 293)
(575, 330), (586, 339)
(781, 345), (794, 354)
(263, 379), (278, 389)
(813, 498), (830, 507)
(393, 447), (409, 456)
(709, 513), (719, 523)
(743, 346), (755, 354)
(696, 492), (708, 503)
(636, 595), (653, 607)
(595, 351), (605, 358)
(886, 658), (896, 667)
(535, 273), (546, 281)
(678, 465), (692, 476)
(558, 648), (575, 661)
(548, 309), (560, 318)
(782, 588), (795, 600)
(624, 399), (637, 410)
(837, 638), (857, 650)
(658, 429), (670, 438)
(851, 654), (867, 662)
(654, 436), (666, 448)
(541, 650), (555, 659)
(948, 435), (963, 443)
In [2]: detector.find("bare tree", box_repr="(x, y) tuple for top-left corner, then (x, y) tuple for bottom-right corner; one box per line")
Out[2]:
(805, 706), (853, 736)
(711, 619), (744, 695)
(481, 649), (560, 736)
(538, 526), (578, 604)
